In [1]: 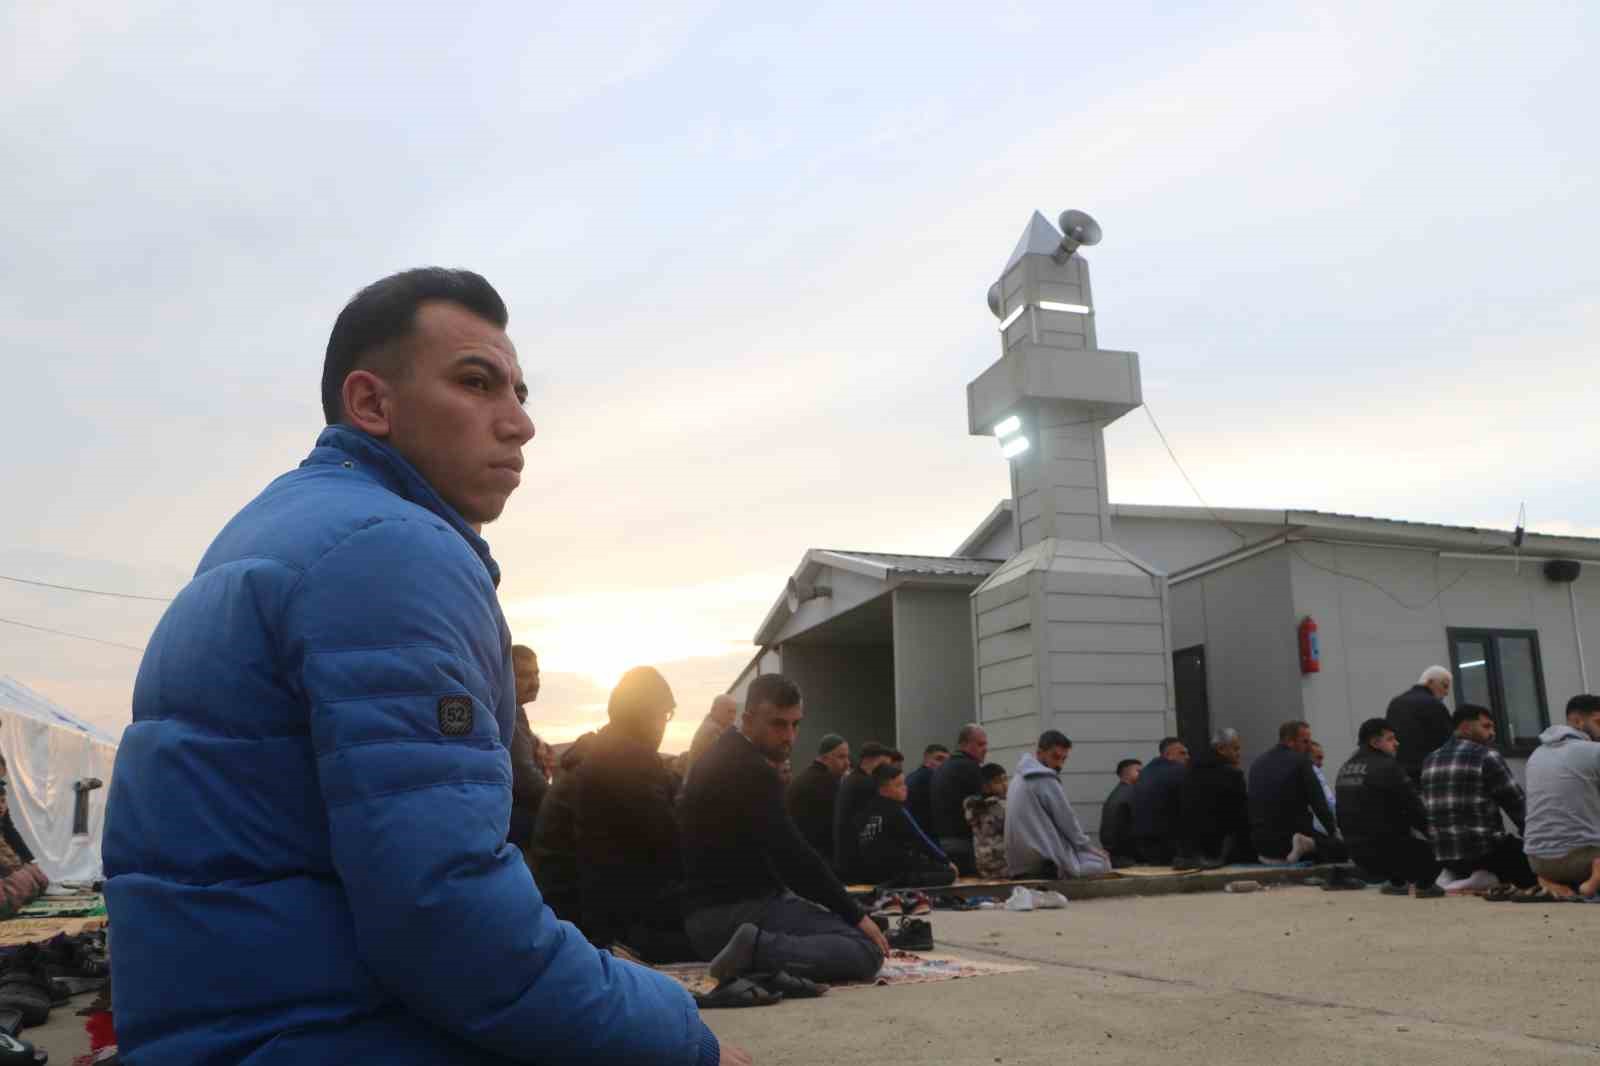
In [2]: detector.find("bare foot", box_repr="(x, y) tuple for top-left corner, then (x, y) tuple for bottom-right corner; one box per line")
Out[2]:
(1538, 876), (1575, 899)
(1579, 859), (1600, 898)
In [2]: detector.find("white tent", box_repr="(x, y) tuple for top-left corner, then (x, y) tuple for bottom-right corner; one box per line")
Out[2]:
(0, 676), (118, 883)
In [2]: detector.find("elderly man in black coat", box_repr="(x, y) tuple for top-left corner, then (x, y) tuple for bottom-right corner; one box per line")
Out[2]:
(1385, 666), (1454, 783)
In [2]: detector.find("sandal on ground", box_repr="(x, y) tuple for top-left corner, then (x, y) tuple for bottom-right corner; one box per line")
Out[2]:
(693, 977), (782, 1009)
(1481, 884), (1519, 902)
(1509, 886), (1556, 903)
(751, 971), (827, 999)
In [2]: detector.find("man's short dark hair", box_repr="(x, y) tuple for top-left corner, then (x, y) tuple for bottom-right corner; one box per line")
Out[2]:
(745, 674), (801, 715)
(321, 268), (509, 425)
(817, 733), (847, 756)
(887, 749), (904, 763)
(1116, 758), (1143, 775)
(858, 741), (892, 766)
(978, 763), (1008, 784)
(923, 743), (950, 759)
(1453, 703), (1493, 727)
(1159, 736), (1186, 756)
(1566, 694), (1600, 716)
(1037, 729), (1071, 751)
(871, 763), (904, 786)
(1357, 718), (1394, 747)
(1277, 720), (1311, 743)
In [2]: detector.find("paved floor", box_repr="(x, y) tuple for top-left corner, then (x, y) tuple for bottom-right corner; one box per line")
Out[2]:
(704, 885), (1600, 1065)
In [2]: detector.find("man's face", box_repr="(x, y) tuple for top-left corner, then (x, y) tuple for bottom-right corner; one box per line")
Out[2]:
(964, 730), (989, 762)
(860, 754), (890, 776)
(710, 695), (739, 728)
(821, 743), (851, 777)
(514, 653), (540, 704)
(1460, 714), (1496, 746)
(1219, 738), (1243, 767)
(925, 750), (950, 770)
(744, 701), (802, 763)
(1373, 730), (1399, 756)
(1309, 742), (1324, 768)
(1427, 677), (1452, 702)
(365, 301), (536, 527)
(1039, 744), (1071, 771)
(1168, 742), (1191, 766)
(880, 774), (909, 803)
(1287, 727), (1312, 755)
(1120, 763), (1142, 785)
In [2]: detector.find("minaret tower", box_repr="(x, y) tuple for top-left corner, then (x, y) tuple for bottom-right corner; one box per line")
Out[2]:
(967, 210), (1176, 794)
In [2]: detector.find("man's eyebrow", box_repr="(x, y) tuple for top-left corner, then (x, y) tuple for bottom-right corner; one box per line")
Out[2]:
(453, 353), (528, 401)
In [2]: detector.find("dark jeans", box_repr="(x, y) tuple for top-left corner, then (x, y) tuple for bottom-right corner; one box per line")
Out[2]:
(938, 836), (977, 877)
(1350, 835), (1441, 887)
(1445, 836), (1537, 888)
(684, 892), (882, 983)
(1254, 829), (1349, 864)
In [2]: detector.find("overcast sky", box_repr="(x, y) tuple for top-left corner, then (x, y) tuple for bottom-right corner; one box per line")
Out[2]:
(3, 1), (1597, 751)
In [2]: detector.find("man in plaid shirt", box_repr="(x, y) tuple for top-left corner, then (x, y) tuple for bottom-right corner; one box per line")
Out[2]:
(1420, 703), (1537, 888)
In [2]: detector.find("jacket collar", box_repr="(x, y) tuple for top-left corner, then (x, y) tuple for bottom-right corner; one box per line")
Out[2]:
(303, 425), (501, 587)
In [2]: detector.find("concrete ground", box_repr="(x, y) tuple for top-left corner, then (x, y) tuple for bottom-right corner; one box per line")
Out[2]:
(704, 885), (1600, 1065)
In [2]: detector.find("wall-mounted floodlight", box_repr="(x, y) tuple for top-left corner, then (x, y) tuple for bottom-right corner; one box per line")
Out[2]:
(993, 415), (1021, 438)
(995, 413), (1029, 459)
(1000, 437), (1030, 459)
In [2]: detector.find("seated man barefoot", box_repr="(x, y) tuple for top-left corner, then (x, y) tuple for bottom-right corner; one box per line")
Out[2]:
(1523, 694), (1600, 898)
(574, 666), (696, 962)
(681, 675), (889, 984)
(1004, 732), (1111, 879)
(854, 764), (958, 888)
(964, 764), (1011, 880)
(1421, 704), (1536, 891)
(1336, 719), (1442, 897)
(1248, 720), (1348, 867)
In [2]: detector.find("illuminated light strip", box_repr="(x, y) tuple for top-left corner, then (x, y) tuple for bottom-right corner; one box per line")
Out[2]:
(997, 304), (1026, 330)
(1039, 301), (1091, 314)
(993, 415), (1021, 439)
(1459, 660), (1486, 668)
(1000, 437), (1030, 459)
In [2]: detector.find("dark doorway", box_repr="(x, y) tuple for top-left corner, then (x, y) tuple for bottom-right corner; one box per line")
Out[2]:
(1172, 645), (1210, 755)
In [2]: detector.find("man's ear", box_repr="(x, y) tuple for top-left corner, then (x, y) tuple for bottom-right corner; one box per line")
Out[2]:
(341, 369), (393, 437)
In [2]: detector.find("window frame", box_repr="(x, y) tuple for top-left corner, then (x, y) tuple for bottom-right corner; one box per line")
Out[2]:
(1445, 627), (1550, 755)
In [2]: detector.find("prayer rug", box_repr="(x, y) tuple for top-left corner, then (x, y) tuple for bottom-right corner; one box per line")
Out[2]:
(654, 949), (1033, 997)
(18, 894), (105, 919)
(0, 916), (105, 947)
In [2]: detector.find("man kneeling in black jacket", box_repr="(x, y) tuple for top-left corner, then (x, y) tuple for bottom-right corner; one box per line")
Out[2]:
(681, 674), (890, 984)
(854, 764), (958, 889)
(1336, 718), (1443, 898)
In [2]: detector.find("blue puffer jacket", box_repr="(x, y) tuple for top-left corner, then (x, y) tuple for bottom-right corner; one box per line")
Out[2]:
(103, 426), (717, 1066)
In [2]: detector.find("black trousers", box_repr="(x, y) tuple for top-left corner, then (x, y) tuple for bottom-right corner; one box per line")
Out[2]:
(938, 836), (977, 876)
(1445, 835), (1537, 888)
(1254, 829), (1348, 864)
(1350, 835), (1441, 887)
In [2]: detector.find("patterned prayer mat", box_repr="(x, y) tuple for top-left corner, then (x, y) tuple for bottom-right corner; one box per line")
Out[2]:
(0, 916), (105, 947)
(655, 949), (1033, 997)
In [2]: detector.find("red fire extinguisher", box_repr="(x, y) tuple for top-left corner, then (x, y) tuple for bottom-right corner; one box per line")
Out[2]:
(1298, 616), (1320, 674)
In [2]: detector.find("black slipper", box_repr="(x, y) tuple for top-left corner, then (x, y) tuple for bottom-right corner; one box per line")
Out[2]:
(693, 977), (782, 1009)
(751, 971), (826, 999)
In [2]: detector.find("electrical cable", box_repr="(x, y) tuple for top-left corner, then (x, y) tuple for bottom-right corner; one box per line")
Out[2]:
(1139, 401), (1507, 609)
(0, 615), (146, 653)
(0, 573), (174, 603)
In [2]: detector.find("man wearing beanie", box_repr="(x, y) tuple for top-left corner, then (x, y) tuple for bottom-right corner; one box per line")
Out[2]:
(786, 734), (851, 860)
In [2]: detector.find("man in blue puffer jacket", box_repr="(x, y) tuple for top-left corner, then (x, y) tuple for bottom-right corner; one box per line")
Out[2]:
(102, 268), (743, 1066)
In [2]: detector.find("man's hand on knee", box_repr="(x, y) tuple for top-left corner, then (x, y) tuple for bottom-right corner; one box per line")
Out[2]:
(857, 915), (890, 956)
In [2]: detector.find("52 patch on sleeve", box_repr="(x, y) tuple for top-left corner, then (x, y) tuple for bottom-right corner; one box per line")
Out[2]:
(437, 695), (475, 737)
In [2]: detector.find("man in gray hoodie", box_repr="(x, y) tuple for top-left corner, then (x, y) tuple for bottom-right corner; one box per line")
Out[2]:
(1004, 731), (1111, 879)
(1524, 694), (1600, 897)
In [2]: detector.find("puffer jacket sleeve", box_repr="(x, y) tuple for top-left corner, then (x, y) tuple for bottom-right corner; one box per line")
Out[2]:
(286, 519), (711, 1066)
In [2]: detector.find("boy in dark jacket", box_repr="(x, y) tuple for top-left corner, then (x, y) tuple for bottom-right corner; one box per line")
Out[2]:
(832, 742), (893, 879)
(1336, 718), (1442, 896)
(855, 765), (957, 888)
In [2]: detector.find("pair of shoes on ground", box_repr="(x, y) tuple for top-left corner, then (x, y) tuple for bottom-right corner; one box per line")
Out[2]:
(694, 970), (828, 1009)
(885, 916), (933, 952)
(1380, 881), (1445, 899)
(1319, 867), (1369, 892)
(870, 891), (931, 917)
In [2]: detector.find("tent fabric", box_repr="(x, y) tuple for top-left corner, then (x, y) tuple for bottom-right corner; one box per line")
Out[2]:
(0, 676), (118, 883)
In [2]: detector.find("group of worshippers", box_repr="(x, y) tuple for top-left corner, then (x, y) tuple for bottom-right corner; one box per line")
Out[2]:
(516, 668), (891, 994)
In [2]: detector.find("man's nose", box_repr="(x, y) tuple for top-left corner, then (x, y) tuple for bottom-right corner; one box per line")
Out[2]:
(499, 401), (535, 444)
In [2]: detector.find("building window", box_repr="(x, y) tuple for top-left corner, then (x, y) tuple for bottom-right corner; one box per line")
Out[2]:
(1446, 629), (1549, 752)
